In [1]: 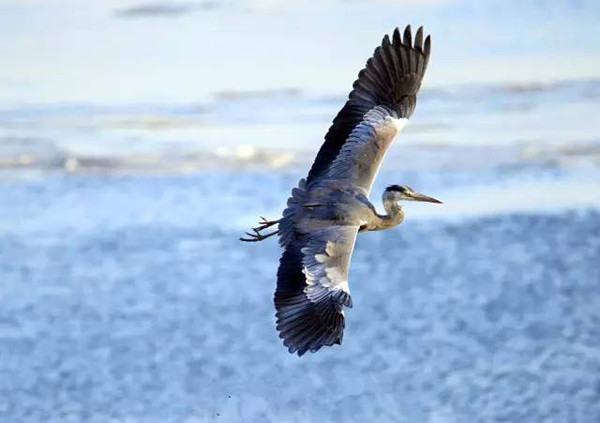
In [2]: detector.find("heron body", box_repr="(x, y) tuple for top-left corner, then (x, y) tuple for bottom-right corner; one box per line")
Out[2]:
(241, 25), (441, 356)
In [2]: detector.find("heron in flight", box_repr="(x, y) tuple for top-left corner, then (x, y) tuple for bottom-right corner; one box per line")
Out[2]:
(241, 25), (441, 356)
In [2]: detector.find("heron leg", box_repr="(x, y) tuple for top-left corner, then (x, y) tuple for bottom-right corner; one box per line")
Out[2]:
(255, 216), (280, 231)
(240, 228), (279, 242)
(239, 216), (281, 242)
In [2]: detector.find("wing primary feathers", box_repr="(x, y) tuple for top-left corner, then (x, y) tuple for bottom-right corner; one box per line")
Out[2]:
(298, 324), (328, 356)
(363, 56), (388, 96)
(373, 46), (393, 89)
(410, 49), (419, 74)
(415, 26), (424, 51)
(424, 35), (432, 68)
(417, 51), (425, 77)
(383, 35), (402, 83)
(403, 25), (412, 48)
(397, 42), (409, 74)
(392, 27), (402, 49)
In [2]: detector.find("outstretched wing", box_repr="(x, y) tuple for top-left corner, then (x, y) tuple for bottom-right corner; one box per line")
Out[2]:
(275, 225), (358, 356)
(306, 25), (431, 185)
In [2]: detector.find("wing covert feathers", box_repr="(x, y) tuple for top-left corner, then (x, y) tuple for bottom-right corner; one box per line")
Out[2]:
(326, 106), (400, 193)
(307, 25), (431, 184)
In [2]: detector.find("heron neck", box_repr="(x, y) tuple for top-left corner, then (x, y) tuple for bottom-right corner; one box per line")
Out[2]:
(371, 199), (404, 230)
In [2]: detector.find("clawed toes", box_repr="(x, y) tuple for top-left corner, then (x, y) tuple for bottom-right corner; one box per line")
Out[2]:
(240, 230), (262, 242)
(240, 217), (280, 242)
(253, 217), (280, 232)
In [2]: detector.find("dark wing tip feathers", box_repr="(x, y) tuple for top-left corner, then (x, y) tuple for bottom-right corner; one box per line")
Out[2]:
(306, 24), (431, 183)
(403, 25), (412, 48)
(275, 282), (348, 356)
(275, 296), (346, 356)
(275, 292), (346, 356)
(414, 26), (424, 50)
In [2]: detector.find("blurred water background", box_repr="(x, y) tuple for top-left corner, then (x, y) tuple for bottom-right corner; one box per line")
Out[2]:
(1, 1), (600, 422)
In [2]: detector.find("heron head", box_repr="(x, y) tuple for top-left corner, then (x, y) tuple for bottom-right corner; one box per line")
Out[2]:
(384, 185), (442, 204)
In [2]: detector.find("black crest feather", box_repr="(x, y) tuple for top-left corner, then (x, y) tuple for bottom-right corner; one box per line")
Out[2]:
(386, 184), (407, 193)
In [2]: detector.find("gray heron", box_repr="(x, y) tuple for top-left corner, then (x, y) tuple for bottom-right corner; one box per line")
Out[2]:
(241, 26), (441, 356)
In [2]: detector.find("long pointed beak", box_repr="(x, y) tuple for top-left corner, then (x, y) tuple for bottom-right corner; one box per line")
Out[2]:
(409, 192), (443, 204)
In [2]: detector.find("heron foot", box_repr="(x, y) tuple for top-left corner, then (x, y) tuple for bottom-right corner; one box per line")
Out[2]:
(256, 216), (280, 230)
(239, 217), (281, 242)
(240, 228), (279, 242)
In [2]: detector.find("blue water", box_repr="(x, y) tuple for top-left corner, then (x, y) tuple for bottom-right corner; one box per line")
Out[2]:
(1, 172), (599, 422)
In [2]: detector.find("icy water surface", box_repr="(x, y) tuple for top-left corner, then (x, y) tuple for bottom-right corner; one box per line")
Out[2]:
(1, 171), (599, 422)
(2, 80), (600, 174)
(2, 1), (600, 420)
